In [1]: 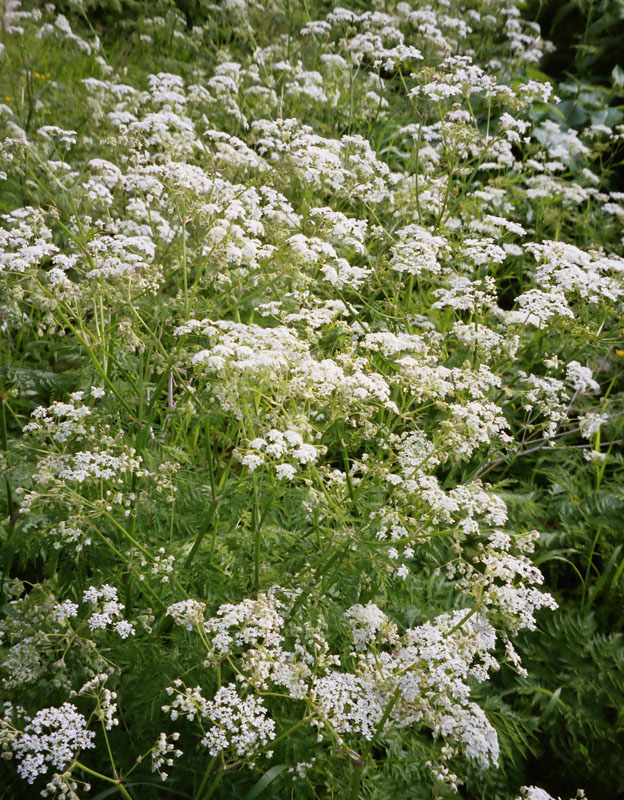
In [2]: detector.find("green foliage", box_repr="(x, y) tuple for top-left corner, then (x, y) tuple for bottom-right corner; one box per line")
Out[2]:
(529, 0), (624, 86)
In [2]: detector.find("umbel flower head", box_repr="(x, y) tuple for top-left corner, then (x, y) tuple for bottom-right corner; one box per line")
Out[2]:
(10, 703), (95, 783)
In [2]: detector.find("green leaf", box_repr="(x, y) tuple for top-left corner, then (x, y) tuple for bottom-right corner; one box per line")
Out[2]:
(242, 765), (289, 800)
(538, 687), (565, 722)
(612, 65), (624, 88)
(551, 0), (577, 29)
(590, 107), (624, 126)
(525, 65), (555, 83)
(557, 99), (589, 126)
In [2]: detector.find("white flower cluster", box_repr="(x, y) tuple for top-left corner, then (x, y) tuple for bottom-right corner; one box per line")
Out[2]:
(311, 608), (501, 769)
(361, 330), (430, 358)
(526, 240), (624, 304)
(512, 288), (574, 326)
(0, 589), (83, 690)
(287, 232), (371, 289)
(151, 732), (182, 781)
(451, 530), (558, 633)
(23, 392), (94, 443)
(163, 682), (275, 757)
(578, 412), (608, 439)
(78, 673), (118, 730)
(278, 298), (350, 331)
(308, 206), (367, 252)
(37, 13), (94, 55)
(388, 224), (449, 276)
(251, 119), (397, 203)
(162, 589), (523, 772)
(344, 602), (398, 650)
(566, 361), (600, 395)
(202, 592), (330, 700)
(451, 322), (513, 357)
(166, 599), (206, 631)
(85, 232), (159, 289)
(32, 446), (143, 486)
(200, 685), (275, 757)
(53, 601), (79, 623)
(178, 319), (307, 380)
(0, 207), (59, 274)
(83, 585), (135, 638)
(516, 788), (587, 800)
(236, 429), (323, 480)
(203, 592), (285, 656)
(442, 400), (512, 458)
(10, 703), (95, 783)
(432, 275), (497, 312)
(178, 318), (398, 419)
(48, 520), (92, 553)
(139, 547), (176, 583)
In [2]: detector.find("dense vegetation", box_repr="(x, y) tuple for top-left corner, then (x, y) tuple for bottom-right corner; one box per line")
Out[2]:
(1, 1), (623, 798)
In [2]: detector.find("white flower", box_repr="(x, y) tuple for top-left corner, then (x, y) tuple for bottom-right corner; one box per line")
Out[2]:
(578, 412), (608, 439)
(566, 361), (600, 394)
(200, 685), (275, 757)
(83, 585), (135, 638)
(240, 453), (265, 471)
(12, 704), (95, 783)
(276, 463), (297, 480)
(167, 600), (206, 630)
(152, 732), (182, 780)
(516, 788), (556, 800)
(396, 565), (409, 579)
(344, 603), (397, 649)
(53, 601), (78, 623)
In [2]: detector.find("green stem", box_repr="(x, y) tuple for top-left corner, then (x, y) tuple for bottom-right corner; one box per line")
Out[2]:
(101, 720), (119, 779)
(74, 762), (133, 800)
(0, 397), (7, 451)
(185, 422), (227, 569)
(350, 686), (402, 800)
(253, 475), (261, 593)
(350, 761), (364, 800)
(201, 766), (225, 800)
(181, 216), (189, 318)
(184, 498), (220, 570)
(48, 300), (137, 421)
(340, 438), (357, 512)
(194, 756), (217, 800)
